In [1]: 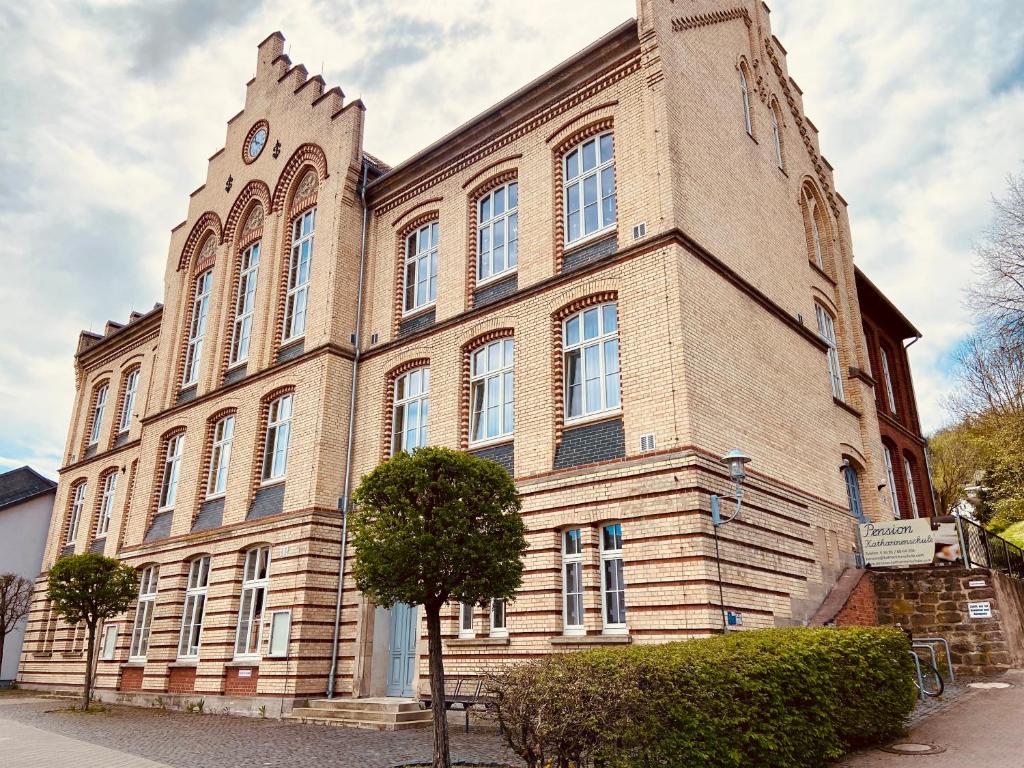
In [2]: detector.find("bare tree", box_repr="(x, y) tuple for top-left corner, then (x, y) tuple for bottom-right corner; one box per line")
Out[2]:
(0, 574), (34, 677)
(947, 332), (1024, 419)
(969, 170), (1024, 338)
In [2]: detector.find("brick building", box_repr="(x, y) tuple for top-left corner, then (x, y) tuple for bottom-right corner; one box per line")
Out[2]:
(19, 0), (934, 715)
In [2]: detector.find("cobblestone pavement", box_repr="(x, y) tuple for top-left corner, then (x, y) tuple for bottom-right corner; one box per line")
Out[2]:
(0, 698), (520, 768)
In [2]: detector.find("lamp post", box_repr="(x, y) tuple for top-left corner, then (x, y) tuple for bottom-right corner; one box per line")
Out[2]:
(710, 449), (751, 633)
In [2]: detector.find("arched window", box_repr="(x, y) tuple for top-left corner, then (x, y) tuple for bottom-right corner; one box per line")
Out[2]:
(66, 481), (87, 546)
(563, 132), (616, 244)
(117, 367), (140, 434)
(229, 210), (262, 366)
(903, 455), (921, 519)
(470, 338), (514, 445)
(182, 267), (213, 386)
(157, 432), (184, 510)
(563, 302), (620, 421)
(206, 414), (234, 497)
(87, 382), (109, 447)
(882, 443), (901, 519)
(739, 66), (753, 136)
(802, 184), (832, 273)
(129, 565), (159, 660)
(477, 182), (518, 283)
(814, 303), (844, 400)
(283, 204), (314, 342)
(880, 344), (898, 415)
(96, 470), (118, 538)
(393, 367), (429, 454)
(843, 462), (866, 522)
(403, 220), (439, 313)
(261, 395), (293, 482)
(770, 99), (784, 168)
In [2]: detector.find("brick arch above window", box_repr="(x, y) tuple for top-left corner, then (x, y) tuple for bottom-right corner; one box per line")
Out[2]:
(81, 377), (111, 456)
(90, 465), (120, 543)
(459, 328), (515, 449)
(223, 180), (272, 247)
(178, 212), (224, 272)
(800, 179), (835, 277)
(381, 358), (430, 461)
(246, 385), (296, 504)
(391, 211), (440, 336)
(272, 143), (328, 214)
(466, 169), (518, 309)
(194, 405), (240, 513)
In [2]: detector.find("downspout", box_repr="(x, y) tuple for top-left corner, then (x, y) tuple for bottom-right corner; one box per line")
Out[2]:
(327, 158), (370, 698)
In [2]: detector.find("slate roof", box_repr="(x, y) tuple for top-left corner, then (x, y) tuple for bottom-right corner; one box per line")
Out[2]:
(0, 466), (57, 512)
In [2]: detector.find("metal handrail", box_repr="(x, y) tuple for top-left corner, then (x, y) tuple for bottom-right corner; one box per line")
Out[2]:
(957, 514), (1024, 581)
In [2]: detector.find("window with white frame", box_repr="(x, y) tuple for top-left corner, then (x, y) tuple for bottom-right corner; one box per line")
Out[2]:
(903, 457), (920, 518)
(88, 384), (108, 445)
(129, 566), (158, 660)
(883, 445), (901, 519)
(158, 433), (184, 510)
(470, 339), (514, 445)
(562, 528), (584, 635)
(99, 623), (118, 661)
(740, 68), (753, 135)
(815, 304), (844, 401)
(267, 609), (291, 657)
(284, 209), (315, 341)
(490, 598), (507, 638)
(118, 369), (139, 433)
(229, 241), (261, 365)
(403, 221), (439, 313)
(178, 556), (210, 658)
(600, 523), (626, 632)
(478, 182), (518, 283)
(235, 546), (270, 657)
(809, 198), (825, 270)
(182, 270), (213, 387)
(392, 368), (429, 454)
(97, 472), (117, 537)
(459, 602), (475, 639)
(564, 302), (620, 421)
(261, 396), (292, 482)
(880, 346), (898, 414)
(564, 132), (616, 244)
(67, 483), (86, 544)
(207, 415), (234, 497)
(771, 105), (783, 168)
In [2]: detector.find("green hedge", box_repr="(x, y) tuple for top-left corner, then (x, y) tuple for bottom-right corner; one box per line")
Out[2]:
(488, 627), (916, 768)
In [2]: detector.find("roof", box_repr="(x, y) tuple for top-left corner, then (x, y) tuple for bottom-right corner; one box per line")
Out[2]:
(0, 466), (57, 512)
(855, 266), (922, 340)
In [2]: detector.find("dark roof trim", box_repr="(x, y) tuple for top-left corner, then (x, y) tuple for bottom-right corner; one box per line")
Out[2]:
(855, 266), (922, 339)
(0, 466), (57, 512)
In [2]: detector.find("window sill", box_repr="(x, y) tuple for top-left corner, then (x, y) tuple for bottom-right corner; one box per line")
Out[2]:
(563, 227), (616, 255)
(32, 652), (53, 659)
(259, 478), (286, 489)
(746, 130), (758, 144)
(169, 660), (198, 668)
(226, 658), (261, 667)
(468, 436), (514, 451)
(809, 260), (836, 285)
(121, 660), (146, 668)
(61, 651), (84, 658)
(280, 335), (304, 350)
(226, 360), (248, 372)
(832, 397), (862, 418)
(564, 410), (622, 430)
(402, 302), (436, 321)
(204, 493), (226, 502)
(445, 636), (510, 647)
(550, 634), (632, 645)
(476, 269), (517, 289)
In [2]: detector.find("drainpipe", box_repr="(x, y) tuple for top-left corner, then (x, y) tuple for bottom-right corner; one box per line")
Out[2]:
(327, 158), (370, 698)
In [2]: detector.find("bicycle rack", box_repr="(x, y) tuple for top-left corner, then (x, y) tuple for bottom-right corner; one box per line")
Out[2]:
(909, 650), (926, 700)
(913, 637), (955, 684)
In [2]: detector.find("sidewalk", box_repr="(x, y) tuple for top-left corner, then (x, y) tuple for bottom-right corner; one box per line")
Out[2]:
(842, 670), (1024, 767)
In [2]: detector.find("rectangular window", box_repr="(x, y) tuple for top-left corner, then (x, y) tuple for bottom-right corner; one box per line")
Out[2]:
(207, 415), (234, 497)
(903, 457), (920, 519)
(815, 304), (844, 401)
(67, 483), (86, 545)
(267, 609), (291, 657)
(97, 472), (117, 537)
(99, 623), (118, 661)
(880, 347), (898, 414)
(182, 270), (213, 386)
(229, 241), (261, 365)
(158, 433), (184, 510)
(478, 182), (518, 283)
(844, 465), (865, 522)
(470, 339), (514, 445)
(118, 369), (139, 433)
(129, 566), (158, 660)
(459, 602), (475, 639)
(740, 70), (752, 135)
(262, 395), (292, 482)
(284, 209), (315, 341)
(564, 302), (620, 421)
(178, 556), (210, 658)
(601, 523), (626, 632)
(235, 546), (271, 658)
(564, 132), (616, 244)
(403, 221), (439, 313)
(883, 445), (901, 519)
(562, 528), (584, 635)
(392, 368), (429, 454)
(89, 385), (108, 445)
(490, 598), (507, 638)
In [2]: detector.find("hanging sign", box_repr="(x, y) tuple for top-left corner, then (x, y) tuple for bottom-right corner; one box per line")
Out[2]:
(859, 519), (935, 567)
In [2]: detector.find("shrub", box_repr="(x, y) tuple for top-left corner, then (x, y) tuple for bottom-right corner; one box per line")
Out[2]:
(487, 627), (916, 768)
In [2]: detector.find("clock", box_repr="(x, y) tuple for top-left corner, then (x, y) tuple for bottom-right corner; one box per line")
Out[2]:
(243, 121), (269, 163)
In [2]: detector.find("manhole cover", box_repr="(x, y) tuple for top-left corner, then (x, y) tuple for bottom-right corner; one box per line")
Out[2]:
(969, 681), (1013, 689)
(880, 742), (946, 755)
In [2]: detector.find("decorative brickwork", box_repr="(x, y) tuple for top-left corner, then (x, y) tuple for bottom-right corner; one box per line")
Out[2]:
(177, 212), (223, 272)
(242, 120), (269, 165)
(223, 180), (271, 247)
(380, 358), (430, 461)
(465, 169), (518, 310)
(391, 212), (440, 336)
(459, 328), (515, 449)
(272, 143), (328, 213)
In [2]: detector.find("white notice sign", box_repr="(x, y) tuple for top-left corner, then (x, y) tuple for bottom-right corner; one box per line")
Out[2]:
(237, 668), (252, 678)
(859, 519), (935, 567)
(968, 601), (992, 619)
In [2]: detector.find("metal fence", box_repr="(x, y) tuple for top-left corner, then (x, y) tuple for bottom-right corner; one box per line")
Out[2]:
(958, 515), (1024, 579)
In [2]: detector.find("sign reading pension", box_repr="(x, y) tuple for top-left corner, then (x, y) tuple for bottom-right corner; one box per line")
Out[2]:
(859, 518), (937, 567)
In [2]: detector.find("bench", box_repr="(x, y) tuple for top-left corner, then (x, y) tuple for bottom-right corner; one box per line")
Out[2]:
(422, 677), (489, 733)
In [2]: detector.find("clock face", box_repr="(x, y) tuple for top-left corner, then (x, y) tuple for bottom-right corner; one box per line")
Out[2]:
(248, 127), (267, 160)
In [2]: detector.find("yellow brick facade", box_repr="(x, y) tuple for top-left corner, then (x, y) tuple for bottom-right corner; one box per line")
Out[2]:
(20, 1), (917, 711)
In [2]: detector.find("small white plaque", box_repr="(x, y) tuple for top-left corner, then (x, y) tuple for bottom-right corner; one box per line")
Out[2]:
(237, 668), (252, 678)
(969, 580), (987, 587)
(968, 601), (992, 619)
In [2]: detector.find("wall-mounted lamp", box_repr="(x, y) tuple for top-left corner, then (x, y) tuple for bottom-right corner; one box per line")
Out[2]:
(710, 449), (752, 634)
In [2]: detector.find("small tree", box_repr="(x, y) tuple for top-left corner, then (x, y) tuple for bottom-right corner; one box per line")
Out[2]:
(0, 574), (33, 677)
(352, 447), (527, 768)
(47, 553), (138, 709)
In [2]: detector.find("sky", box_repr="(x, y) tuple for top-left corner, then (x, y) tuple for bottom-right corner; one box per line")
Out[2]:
(0, 0), (1021, 478)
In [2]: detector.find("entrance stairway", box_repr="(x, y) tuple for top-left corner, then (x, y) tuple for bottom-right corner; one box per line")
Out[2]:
(287, 697), (432, 730)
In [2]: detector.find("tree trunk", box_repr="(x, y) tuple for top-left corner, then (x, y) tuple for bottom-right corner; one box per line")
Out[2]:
(82, 623), (97, 710)
(0, 624), (6, 679)
(425, 604), (450, 768)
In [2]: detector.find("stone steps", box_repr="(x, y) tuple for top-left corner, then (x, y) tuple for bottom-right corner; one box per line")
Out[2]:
(287, 697), (432, 731)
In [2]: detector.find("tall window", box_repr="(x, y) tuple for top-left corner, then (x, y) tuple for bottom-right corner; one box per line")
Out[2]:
(284, 209), (315, 341)
(564, 302), (620, 420)
(809, 198), (825, 270)
(459, 602), (475, 639)
(178, 556), (210, 658)
(883, 445), (901, 519)
(88, 384), (108, 445)
(478, 183), (518, 282)
(229, 242), (261, 365)
(490, 599), (507, 638)
(815, 304), (844, 401)
(562, 528), (584, 635)
(207, 415), (234, 496)
(564, 132), (616, 244)
(470, 339), (514, 444)
(393, 368), (429, 454)
(404, 221), (439, 313)
(740, 67), (753, 135)
(67, 483), (86, 544)
(97, 472), (117, 537)
(118, 369), (139, 433)
(843, 464), (866, 522)
(880, 346), (898, 414)
(129, 565), (158, 660)
(182, 270), (213, 386)
(600, 523), (626, 632)
(903, 457), (921, 518)
(158, 433), (184, 510)
(262, 395), (292, 482)
(771, 103), (783, 168)
(235, 546), (270, 657)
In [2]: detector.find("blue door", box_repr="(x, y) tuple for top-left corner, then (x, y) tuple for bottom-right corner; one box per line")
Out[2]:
(386, 603), (417, 697)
